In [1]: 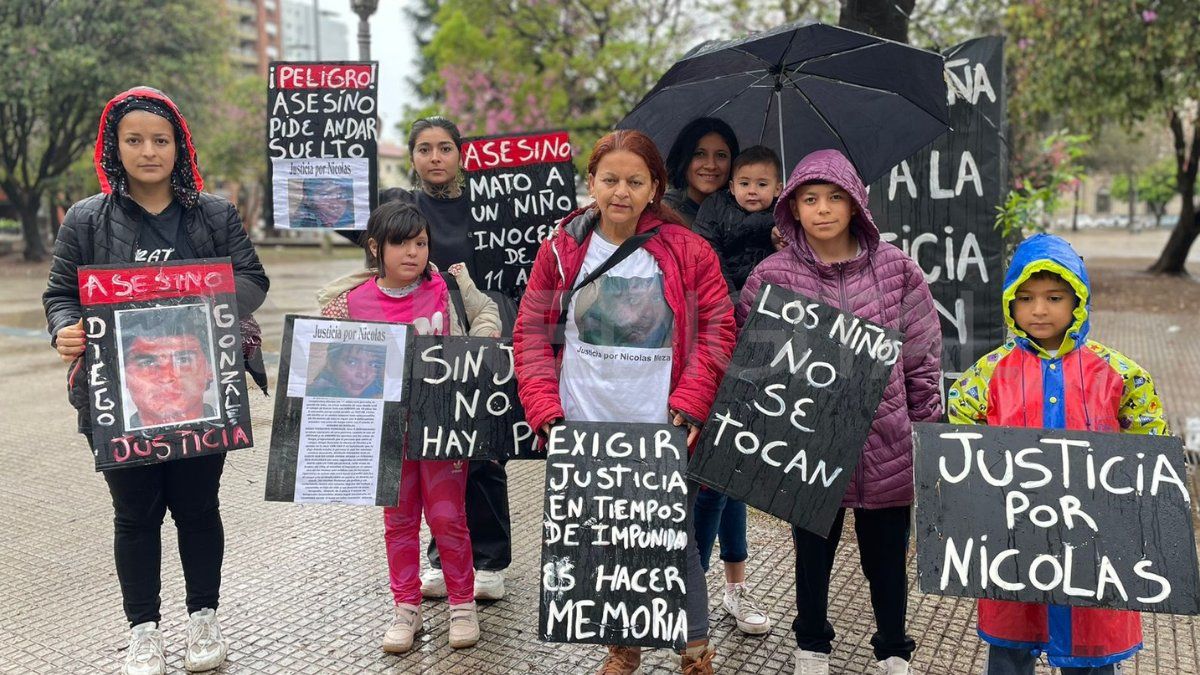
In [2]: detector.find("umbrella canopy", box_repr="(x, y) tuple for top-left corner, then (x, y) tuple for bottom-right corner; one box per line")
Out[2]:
(618, 21), (951, 185)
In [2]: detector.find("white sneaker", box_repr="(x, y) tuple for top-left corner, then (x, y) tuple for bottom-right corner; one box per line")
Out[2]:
(876, 656), (912, 674)
(382, 602), (422, 653)
(722, 583), (772, 635)
(421, 568), (448, 599)
(447, 601), (480, 649)
(122, 622), (165, 675)
(184, 608), (228, 672)
(794, 649), (830, 675)
(474, 569), (505, 600)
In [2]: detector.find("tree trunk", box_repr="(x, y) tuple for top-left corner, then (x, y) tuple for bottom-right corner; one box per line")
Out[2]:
(1148, 188), (1196, 275)
(838, 0), (915, 43)
(1150, 113), (1199, 275)
(1071, 182), (1080, 232)
(18, 197), (46, 262)
(1127, 174), (1136, 232)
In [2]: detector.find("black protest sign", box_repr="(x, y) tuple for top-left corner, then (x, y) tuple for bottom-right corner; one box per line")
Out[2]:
(914, 423), (1200, 615)
(264, 315), (409, 506)
(268, 62), (378, 230)
(462, 131), (576, 294)
(689, 283), (901, 537)
(540, 422), (689, 650)
(869, 37), (1007, 399)
(78, 258), (252, 471)
(405, 335), (539, 460)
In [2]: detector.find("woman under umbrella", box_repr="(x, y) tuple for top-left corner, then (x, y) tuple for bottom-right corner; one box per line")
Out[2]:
(662, 117), (739, 227)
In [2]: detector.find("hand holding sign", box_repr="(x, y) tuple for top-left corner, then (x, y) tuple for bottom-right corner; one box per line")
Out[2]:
(688, 284), (901, 536)
(56, 318), (86, 362)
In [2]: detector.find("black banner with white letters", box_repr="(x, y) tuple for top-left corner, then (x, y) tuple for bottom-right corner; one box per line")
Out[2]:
(540, 422), (688, 649)
(869, 37), (1007, 399)
(405, 335), (539, 460)
(914, 423), (1200, 615)
(688, 284), (901, 537)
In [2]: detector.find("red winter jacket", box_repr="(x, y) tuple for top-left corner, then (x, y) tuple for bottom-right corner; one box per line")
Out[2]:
(513, 207), (736, 443)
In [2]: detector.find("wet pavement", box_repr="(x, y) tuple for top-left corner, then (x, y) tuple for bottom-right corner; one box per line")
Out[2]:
(2, 233), (1198, 674)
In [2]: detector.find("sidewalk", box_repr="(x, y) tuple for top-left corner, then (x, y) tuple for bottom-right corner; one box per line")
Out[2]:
(1, 241), (1197, 674)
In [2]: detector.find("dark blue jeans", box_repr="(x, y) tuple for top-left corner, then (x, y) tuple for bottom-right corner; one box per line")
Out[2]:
(692, 487), (748, 573)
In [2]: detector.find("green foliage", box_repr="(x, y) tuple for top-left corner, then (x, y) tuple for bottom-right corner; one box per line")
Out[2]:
(995, 131), (1089, 236)
(408, 0), (698, 177)
(1112, 157), (1190, 221)
(1007, 1), (1200, 272)
(0, 0), (228, 258)
(1007, 1), (1200, 132)
(0, 218), (19, 234)
(194, 74), (268, 187)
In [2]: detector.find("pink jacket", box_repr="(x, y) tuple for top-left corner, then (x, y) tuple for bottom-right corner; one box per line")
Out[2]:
(738, 149), (942, 508)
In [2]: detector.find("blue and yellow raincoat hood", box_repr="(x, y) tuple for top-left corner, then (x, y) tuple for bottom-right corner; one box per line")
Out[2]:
(1003, 233), (1090, 358)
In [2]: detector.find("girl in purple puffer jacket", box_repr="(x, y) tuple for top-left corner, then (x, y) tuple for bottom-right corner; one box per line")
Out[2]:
(738, 149), (942, 675)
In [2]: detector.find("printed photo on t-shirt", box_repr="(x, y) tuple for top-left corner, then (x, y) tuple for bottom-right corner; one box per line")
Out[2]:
(573, 275), (672, 349)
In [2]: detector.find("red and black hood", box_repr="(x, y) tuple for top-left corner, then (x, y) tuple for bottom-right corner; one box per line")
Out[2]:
(93, 86), (203, 207)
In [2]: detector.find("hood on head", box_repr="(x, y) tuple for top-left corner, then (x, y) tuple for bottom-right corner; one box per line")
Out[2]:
(1002, 233), (1091, 357)
(94, 86), (203, 207)
(773, 149), (879, 259)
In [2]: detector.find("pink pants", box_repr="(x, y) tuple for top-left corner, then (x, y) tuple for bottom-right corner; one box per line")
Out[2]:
(384, 458), (474, 605)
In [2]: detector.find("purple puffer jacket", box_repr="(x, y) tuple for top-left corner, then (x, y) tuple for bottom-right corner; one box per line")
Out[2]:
(737, 149), (942, 509)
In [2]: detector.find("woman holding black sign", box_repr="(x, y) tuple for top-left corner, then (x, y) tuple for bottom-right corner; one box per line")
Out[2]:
(43, 86), (269, 675)
(389, 116), (515, 603)
(514, 129), (736, 674)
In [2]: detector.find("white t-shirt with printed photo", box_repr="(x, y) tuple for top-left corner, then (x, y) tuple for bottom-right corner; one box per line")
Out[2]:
(560, 232), (674, 424)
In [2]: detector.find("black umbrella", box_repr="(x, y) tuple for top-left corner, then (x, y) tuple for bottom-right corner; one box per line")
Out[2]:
(618, 21), (951, 185)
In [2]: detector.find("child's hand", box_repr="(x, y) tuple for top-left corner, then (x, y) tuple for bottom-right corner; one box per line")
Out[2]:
(771, 226), (788, 251)
(447, 263), (466, 277)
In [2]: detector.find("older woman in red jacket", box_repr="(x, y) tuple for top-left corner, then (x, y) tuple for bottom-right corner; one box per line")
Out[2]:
(513, 130), (735, 675)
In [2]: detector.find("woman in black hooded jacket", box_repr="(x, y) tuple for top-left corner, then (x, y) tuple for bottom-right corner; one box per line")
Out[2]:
(42, 86), (268, 675)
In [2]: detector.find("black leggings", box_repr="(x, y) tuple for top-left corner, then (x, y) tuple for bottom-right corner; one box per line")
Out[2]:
(792, 506), (916, 661)
(102, 453), (226, 626)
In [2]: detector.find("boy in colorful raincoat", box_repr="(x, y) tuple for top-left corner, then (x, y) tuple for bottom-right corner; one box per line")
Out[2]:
(947, 233), (1168, 674)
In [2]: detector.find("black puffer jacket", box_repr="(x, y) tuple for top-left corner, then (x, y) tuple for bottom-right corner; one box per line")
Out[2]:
(691, 189), (776, 294)
(44, 192), (269, 338)
(43, 192), (269, 433)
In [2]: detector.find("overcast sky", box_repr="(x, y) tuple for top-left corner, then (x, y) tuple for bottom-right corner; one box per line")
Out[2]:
(325, 1), (419, 142)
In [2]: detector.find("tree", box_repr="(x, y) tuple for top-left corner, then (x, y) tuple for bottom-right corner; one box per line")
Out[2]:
(192, 73), (269, 231)
(839, 0), (916, 42)
(1008, 1), (1200, 274)
(0, 1), (226, 261)
(1113, 157), (1189, 229)
(403, 0), (443, 104)
(408, 0), (697, 175)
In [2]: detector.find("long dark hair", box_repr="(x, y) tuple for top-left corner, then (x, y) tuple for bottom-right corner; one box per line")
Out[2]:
(664, 117), (739, 190)
(406, 116), (464, 186)
(365, 201), (432, 281)
(587, 130), (684, 226)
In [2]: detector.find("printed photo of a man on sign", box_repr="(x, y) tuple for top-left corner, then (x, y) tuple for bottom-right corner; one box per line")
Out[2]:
(116, 304), (221, 431)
